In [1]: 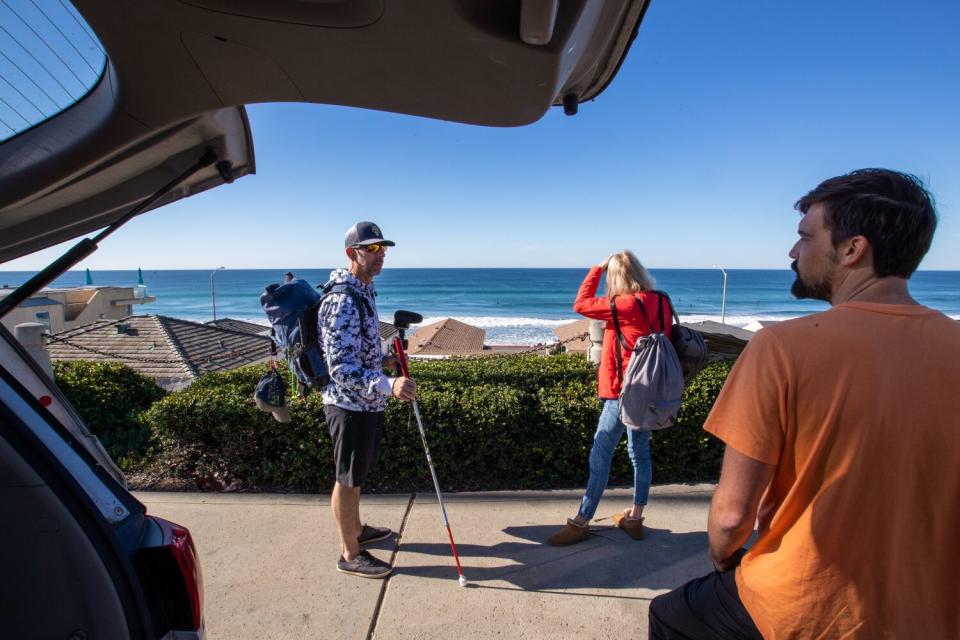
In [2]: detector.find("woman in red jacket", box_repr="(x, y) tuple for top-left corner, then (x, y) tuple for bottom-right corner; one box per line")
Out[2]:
(548, 250), (672, 546)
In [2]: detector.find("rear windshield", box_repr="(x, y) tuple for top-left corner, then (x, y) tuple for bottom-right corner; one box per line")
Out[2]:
(0, 1), (106, 143)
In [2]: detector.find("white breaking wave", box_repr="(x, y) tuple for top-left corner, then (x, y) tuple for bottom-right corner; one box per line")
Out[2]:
(414, 316), (577, 329)
(236, 311), (960, 346)
(680, 314), (802, 328)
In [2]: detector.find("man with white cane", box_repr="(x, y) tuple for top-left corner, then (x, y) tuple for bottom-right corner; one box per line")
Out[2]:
(319, 221), (416, 579)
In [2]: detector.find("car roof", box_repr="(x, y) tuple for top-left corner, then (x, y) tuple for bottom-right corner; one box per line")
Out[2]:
(0, 0), (650, 262)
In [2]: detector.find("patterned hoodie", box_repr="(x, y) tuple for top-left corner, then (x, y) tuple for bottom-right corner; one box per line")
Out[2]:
(318, 268), (393, 411)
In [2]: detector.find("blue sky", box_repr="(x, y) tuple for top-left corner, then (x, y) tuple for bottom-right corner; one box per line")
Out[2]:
(4, 0), (959, 271)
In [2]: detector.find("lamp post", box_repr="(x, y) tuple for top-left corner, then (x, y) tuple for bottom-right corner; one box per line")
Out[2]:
(210, 266), (225, 321)
(714, 265), (728, 324)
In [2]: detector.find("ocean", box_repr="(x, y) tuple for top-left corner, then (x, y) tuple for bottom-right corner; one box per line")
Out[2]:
(3, 268), (959, 345)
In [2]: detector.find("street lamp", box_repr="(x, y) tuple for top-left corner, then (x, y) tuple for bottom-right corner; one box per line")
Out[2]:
(210, 267), (225, 321)
(713, 265), (728, 324)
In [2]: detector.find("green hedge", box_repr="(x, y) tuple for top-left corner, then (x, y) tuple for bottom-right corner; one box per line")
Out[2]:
(141, 355), (732, 492)
(53, 361), (166, 470)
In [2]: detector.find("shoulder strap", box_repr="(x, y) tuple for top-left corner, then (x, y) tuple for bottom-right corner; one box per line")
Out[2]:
(611, 295), (658, 387)
(609, 296), (625, 388)
(654, 289), (681, 329)
(631, 294), (656, 334)
(321, 283), (372, 325)
(656, 293), (666, 333)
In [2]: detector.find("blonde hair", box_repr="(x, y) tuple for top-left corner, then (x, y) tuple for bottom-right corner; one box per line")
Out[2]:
(605, 250), (656, 297)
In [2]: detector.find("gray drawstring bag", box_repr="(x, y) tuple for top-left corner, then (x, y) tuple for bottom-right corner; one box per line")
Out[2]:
(610, 293), (685, 432)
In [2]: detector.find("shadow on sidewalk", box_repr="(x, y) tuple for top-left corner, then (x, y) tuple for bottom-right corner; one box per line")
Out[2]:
(394, 524), (709, 594)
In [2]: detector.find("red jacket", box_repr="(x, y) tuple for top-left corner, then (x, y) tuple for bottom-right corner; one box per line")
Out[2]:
(573, 267), (673, 399)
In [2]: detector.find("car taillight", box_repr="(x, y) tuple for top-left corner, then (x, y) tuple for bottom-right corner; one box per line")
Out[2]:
(167, 522), (204, 629)
(144, 516), (204, 632)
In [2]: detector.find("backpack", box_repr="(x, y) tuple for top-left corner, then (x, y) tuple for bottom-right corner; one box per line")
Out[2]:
(655, 290), (710, 384)
(610, 292), (685, 432)
(260, 278), (369, 394)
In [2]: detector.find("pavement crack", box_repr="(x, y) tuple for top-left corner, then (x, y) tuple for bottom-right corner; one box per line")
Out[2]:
(365, 491), (416, 640)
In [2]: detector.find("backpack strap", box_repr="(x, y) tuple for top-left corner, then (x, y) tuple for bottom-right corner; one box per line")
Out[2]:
(320, 283), (374, 331)
(655, 293), (666, 334)
(609, 296), (625, 389)
(654, 289), (681, 331)
(609, 295), (656, 388)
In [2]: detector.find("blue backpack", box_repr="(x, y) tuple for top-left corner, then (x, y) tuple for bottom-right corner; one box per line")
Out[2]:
(260, 278), (367, 394)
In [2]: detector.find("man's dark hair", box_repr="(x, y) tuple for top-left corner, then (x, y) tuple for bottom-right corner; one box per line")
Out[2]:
(794, 168), (937, 278)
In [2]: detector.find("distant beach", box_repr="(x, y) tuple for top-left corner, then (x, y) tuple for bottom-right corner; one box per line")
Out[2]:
(3, 268), (958, 345)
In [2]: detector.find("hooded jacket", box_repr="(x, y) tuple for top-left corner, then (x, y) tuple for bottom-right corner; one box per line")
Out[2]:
(318, 268), (394, 411)
(574, 267), (673, 399)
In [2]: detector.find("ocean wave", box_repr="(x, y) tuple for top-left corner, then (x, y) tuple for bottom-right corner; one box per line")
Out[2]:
(414, 316), (577, 329)
(680, 314), (802, 327)
(235, 312), (960, 346)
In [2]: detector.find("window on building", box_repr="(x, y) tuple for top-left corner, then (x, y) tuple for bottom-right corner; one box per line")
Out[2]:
(34, 310), (50, 331)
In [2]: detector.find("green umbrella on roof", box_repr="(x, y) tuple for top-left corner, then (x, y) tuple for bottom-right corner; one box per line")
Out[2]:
(84, 268), (93, 285)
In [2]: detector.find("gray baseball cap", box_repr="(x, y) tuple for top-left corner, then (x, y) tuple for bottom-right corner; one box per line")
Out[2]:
(344, 221), (395, 248)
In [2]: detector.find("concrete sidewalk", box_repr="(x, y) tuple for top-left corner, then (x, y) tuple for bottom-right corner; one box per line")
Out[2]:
(136, 484), (716, 639)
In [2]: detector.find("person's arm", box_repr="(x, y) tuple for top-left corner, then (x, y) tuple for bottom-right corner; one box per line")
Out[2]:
(707, 445), (776, 571)
(573, 266), (614, 319)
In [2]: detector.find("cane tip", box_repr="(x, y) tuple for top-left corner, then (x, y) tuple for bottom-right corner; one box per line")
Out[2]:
(458, 575), (468, 587)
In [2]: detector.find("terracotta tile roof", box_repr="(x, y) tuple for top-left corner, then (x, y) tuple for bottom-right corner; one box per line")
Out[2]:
(407, 318), (485, 356)
(206, 318), (270, 335)
(46, 315), (273, 382)
(553, 319), (592, 353)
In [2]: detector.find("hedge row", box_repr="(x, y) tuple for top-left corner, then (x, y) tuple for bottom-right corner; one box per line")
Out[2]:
(56, 355), (733, 492)
(53, 361), (166, 470)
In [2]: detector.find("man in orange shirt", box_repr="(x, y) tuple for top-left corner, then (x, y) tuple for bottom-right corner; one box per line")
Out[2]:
(649, 169), (960, 639)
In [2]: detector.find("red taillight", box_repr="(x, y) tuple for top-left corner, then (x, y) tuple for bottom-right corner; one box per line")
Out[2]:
(164, 520), (204, 630)
(38, 395), (52, 406)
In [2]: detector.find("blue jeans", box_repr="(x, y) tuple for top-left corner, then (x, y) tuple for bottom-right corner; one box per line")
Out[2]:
(578, 399), (652, 520)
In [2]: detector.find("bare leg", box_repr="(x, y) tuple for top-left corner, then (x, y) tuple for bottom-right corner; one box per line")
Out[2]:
(629, 503), (645, 520)
(332, 482), (362, 560)
(354, 499), (363, 533)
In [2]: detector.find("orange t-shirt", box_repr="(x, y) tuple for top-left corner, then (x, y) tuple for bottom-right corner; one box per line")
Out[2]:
(704, 302), (960, 639)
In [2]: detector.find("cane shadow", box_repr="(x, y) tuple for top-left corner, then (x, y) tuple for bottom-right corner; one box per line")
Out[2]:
(393, 524), (710, 593)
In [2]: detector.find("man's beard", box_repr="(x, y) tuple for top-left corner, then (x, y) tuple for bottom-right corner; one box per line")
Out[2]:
(790, 260), (833, 301)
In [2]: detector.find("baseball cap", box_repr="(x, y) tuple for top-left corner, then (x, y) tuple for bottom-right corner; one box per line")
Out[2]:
(344, 221), (395, 248)
(254, 394), (291, 423)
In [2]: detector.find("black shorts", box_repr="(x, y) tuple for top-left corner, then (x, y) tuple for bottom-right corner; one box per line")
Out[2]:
(324, 405), (385, 487)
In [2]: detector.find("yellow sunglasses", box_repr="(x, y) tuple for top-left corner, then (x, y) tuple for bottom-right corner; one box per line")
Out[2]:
(355, 243), (386, 254)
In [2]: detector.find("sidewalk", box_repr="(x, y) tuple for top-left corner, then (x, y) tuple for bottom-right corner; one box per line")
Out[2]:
(136, 483), (716, 640)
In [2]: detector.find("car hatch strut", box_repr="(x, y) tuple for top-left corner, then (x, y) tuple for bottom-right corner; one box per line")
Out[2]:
(0, 148), (221, 319)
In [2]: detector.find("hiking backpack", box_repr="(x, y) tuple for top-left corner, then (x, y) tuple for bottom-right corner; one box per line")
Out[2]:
(610, 292), (685, 432)
(260, 278), (369, 394)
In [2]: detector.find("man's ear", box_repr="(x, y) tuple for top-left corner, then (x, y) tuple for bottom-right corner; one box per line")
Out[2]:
(345, 247), (355, 261)
(838, 234), (871, 267)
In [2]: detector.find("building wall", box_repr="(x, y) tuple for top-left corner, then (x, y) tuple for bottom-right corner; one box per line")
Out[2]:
(1, 287), (150, 334)
(1, 304), (62, 333)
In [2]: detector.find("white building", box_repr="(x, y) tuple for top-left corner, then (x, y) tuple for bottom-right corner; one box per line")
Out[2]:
(0, 285), (155, 334)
